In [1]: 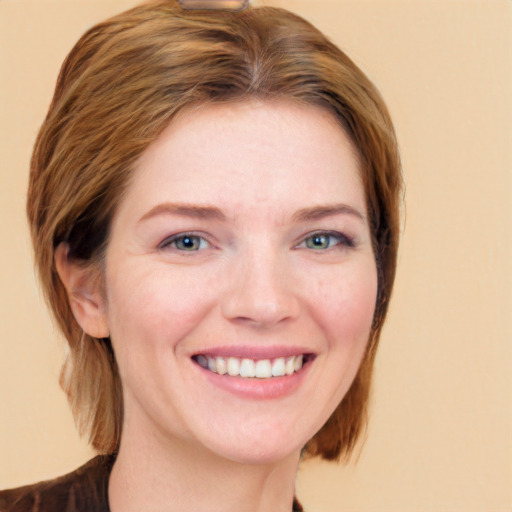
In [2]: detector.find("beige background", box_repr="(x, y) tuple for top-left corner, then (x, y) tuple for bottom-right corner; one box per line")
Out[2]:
(1, 0), (511, 510)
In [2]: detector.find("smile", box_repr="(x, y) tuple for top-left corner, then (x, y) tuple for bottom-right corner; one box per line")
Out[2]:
(193, 354), (307, 379)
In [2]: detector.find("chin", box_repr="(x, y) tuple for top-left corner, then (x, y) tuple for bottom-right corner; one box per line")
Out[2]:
(195, 422), (311, 467)
(216, 443), (302, 467)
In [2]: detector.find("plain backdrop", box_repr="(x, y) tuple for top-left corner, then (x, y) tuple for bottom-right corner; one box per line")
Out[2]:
(0, 1), (511, 510)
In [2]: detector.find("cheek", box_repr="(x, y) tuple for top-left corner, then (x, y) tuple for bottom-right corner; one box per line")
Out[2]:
(105, 265), (218, 357)
(313, 260), (378, 348)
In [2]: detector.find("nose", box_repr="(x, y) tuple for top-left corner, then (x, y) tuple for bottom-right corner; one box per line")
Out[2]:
(221, 248), (301, 328)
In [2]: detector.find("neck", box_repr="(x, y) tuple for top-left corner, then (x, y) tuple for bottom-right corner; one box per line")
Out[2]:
(108, 420), (301, 512)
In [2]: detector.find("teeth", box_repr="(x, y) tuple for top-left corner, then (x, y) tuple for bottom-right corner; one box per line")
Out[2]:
(196, 355), (208, 368)
(216, 357), (227, 375)
(285, 356), (295, 376)
(197, 354), (305, 379)
(227, 357), (240, 376)
(240, 358), (255, 378)
(255, 359), (272, 378)
(271, 357), (285, 377)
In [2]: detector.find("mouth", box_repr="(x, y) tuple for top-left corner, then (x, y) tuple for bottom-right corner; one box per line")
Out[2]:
(192, 353), (314, 379)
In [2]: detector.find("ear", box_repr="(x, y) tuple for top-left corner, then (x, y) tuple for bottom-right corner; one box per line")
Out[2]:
(54, 243), (110, 339)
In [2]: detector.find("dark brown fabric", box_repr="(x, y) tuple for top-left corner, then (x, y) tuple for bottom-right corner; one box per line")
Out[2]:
(0, 456), (114, 512)
(0, 455), (303, 511)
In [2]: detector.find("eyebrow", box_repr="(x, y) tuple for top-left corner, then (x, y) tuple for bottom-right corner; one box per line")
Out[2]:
(138, 202), (365, 224)
(138, 203), (226, 223)
(291, 204), (366, 223)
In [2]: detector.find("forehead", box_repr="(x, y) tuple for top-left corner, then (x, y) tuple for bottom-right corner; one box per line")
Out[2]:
(120, 100), (365, 220)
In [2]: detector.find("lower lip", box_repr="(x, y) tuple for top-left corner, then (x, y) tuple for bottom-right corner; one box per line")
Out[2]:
(193, 360), (311, 400)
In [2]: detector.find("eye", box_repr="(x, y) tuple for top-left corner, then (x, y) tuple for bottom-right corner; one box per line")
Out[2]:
(299, 231), (354, 250)
(159, 233), (210, 252)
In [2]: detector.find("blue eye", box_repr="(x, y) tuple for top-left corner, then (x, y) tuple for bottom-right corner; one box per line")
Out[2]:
(305, 234), (332, 250)
(160, 234), (209, 251)
(301, 232), (353, 250)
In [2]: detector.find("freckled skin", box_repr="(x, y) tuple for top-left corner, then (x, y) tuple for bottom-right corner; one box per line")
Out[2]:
(98, 100), (377, 465)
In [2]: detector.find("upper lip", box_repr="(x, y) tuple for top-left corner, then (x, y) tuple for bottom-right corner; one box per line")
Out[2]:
(191, 345), (315, 360)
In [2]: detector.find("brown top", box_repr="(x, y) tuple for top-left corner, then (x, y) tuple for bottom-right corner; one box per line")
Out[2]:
(0, 456), (304, 512)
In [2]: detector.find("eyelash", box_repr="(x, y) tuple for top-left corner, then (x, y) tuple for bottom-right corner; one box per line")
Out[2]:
(158, 230), (355, 253)
(296, 231), (355, 251)
(158, 233), (210, 252)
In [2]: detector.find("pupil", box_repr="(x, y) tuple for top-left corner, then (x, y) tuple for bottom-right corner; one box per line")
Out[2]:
(306, 234), (329, 249)
(179, 236), (197, 250)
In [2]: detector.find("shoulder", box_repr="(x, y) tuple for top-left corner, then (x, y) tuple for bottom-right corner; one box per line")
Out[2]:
(0, 455), (115, 512)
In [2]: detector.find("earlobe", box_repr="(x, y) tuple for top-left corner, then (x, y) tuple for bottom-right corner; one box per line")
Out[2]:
(54, 243), (110, 339)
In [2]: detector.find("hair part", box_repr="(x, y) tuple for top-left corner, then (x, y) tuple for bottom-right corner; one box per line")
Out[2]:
(28, 0), (402, 460)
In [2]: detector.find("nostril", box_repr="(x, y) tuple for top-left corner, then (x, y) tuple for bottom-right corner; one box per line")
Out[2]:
(227, 302), (298, 327)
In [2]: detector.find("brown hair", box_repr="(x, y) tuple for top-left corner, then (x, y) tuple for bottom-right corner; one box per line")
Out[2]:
(28, 0), (402, 460)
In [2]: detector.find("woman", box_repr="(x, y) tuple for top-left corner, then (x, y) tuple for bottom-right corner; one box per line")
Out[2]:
(0, 1), (401, 510)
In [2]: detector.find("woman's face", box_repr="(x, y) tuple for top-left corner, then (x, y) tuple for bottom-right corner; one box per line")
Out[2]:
(101, 100), (377, 464)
